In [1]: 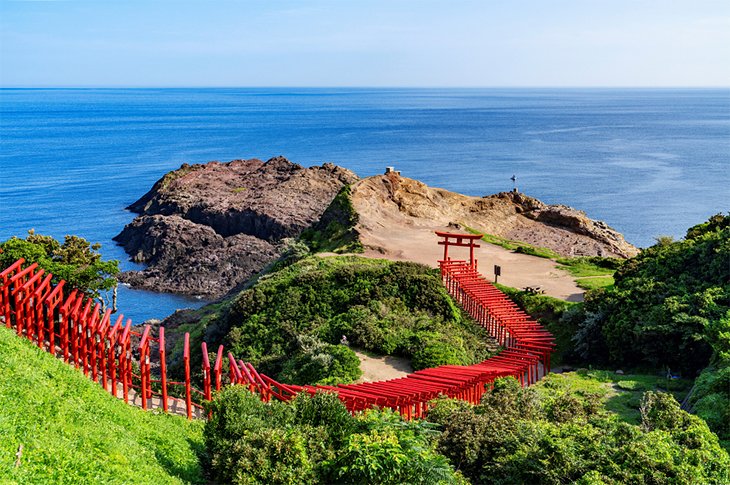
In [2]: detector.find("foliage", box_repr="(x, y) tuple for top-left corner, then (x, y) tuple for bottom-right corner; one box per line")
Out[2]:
(533, 369), (692, 426)
(556, 256), (623, 276)
(300, 185), (363, 254)
(573, 214), (730, 374)
(0, 231), (119, 303)
(428, 376), (730, 484)
(204, 387), (464, 484)
(278, 335), (363, 385)
(174, 256), (494, 384)
(0, 326), (204, 484)
(690, 362), (730, 448)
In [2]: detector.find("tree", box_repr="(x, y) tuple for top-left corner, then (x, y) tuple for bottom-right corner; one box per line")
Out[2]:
(0, 231), (119, 310)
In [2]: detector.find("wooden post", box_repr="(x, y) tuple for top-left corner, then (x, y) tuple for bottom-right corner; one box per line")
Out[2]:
(184, 333), (192, 419)
(202, 342), (212, 418)
(214, 345), (224, 391)
(139, 326), (151, 411)
(159, 327), (168, 413)
(120, 319), (132, 404)
(108, 315), (123, 398)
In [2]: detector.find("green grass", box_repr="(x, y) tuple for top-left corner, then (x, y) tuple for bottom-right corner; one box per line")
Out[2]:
(535, 369), (693, 425)
(462, 226), (622, 290)
(462, 225), (561, 259)
(573, 275), (615, 290)
(300, 185), (364, 254)
(0, 326), (204, 484)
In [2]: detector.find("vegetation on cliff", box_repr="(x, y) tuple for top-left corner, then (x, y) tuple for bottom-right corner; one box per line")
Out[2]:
(428, 376), (729, 484)
(0, 326), (204, 484)
(572, 214), (729, 373)
(170, 255), (494, 386)
(0, 231), (119, 305)
(299, 184), (363, 254)
(204, 388), (465, 484)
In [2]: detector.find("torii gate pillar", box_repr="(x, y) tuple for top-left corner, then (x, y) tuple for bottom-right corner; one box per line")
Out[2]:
(435, 231), (483, 269)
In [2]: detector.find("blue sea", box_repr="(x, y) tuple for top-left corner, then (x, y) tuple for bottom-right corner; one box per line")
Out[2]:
(1, 88), (728, 323)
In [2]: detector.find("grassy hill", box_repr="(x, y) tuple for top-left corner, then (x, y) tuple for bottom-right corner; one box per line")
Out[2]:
(0, 326), (204, 484)
(166, 255), (496, 386)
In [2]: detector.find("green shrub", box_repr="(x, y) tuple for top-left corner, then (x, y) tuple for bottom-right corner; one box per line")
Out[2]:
(0, 231), (119, 303)
(431, 381), (730, 484)
(204, 387), (464, 484)
(175, 256), (493, 384)
(691, 363), (730, 446)
(300, 185), (363, 254)
(574, 214), (730, 374)
(278, 336), (362, 385)
(412, 339), (468, 370)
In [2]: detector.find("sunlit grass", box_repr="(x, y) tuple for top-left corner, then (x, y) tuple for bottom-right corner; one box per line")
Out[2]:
(0, 326), (204, 484)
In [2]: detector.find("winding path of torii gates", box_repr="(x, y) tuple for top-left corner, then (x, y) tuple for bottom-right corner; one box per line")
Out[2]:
(0, 232), (554, 420)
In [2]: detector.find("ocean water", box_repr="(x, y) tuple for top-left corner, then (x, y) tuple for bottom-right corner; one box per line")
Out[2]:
(1, 88), (728, 323)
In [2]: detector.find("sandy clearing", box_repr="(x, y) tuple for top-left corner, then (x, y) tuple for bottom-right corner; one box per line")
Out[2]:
(355, 350), (413, 383)
(361, 221), (585, 302)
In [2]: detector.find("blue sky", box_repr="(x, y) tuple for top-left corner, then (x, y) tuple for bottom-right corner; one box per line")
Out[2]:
(1, 0), (729, 87)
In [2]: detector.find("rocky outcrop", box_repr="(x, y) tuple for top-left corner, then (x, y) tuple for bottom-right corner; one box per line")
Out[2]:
(114, 157), (358, 297)
(352, 174), (638, 259)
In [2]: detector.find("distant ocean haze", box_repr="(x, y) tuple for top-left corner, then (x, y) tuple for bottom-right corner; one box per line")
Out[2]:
(1, 87), (728, 322)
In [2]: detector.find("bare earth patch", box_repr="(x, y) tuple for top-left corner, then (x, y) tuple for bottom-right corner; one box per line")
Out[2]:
(354, 350), (413, 383)
(352, 175), (587, 302)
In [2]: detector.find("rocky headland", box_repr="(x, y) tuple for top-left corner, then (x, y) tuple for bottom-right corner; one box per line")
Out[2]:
(114, 156), (358, 297)
(115, 159), (637, 299)
(352, 172), (638, 259)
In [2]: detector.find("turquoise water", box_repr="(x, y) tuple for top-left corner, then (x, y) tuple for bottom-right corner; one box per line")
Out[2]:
(1, 88), (728, 322)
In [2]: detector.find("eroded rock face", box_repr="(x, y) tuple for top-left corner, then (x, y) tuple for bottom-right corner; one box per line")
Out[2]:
(352, 174), (638, 259)
(114, 157), (358, 298)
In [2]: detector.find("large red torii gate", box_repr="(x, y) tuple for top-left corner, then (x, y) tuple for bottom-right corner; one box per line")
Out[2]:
(435, 231), (483, 269)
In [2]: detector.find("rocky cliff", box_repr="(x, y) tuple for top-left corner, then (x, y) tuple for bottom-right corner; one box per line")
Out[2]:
(352, 173), (638, 259)
(114, 156), (358, 297)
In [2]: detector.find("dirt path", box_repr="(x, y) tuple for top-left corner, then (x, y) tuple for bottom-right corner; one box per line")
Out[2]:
(354, 350), (412, 383)
(351, 175), (586, 302)
(361, 222), (584, 302)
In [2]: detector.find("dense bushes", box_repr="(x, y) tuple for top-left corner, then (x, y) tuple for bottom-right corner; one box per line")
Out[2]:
(0, 231), (119, 302)
(690, 362), (730, 448)
(204, 387), (465, 484)
(278, 335), (362, 385)
(183, 256), (493, 384)
(428, 377), (730, 484)
(299, 184), (363, 254)
(573, 213), (730, 374)
(565, 214), (730, 446)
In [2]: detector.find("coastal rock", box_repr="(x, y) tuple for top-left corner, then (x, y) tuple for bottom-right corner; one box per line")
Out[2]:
(114, 156), (358, 298)
(352, 174), (638, 259)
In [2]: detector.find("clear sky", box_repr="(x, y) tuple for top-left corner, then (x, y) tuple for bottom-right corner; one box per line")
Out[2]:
(1, 0), (729, 87)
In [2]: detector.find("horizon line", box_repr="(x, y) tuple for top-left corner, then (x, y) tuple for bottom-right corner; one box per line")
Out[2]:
(2, 85), (729, 90)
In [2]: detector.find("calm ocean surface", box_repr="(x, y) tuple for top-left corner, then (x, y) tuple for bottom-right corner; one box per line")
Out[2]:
(1, 88), (728, 322)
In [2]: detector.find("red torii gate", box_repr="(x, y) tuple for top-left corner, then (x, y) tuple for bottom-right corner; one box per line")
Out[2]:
(436, 231), (483, 269)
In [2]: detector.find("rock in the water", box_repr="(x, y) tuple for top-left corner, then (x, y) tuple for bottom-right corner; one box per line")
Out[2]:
(114, 156), (358, 298)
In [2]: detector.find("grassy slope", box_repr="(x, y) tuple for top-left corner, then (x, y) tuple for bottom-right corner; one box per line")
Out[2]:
(0, 326), (204, 484)
(462, 225), (618, 290)
(534, 369), (693, 425)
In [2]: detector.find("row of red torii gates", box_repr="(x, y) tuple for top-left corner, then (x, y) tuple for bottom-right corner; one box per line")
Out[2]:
(0, 232), (554, 420)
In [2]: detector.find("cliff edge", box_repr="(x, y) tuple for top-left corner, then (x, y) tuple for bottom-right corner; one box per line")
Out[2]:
(352, 173), (638, 259)
(114, 156), (358, 297)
